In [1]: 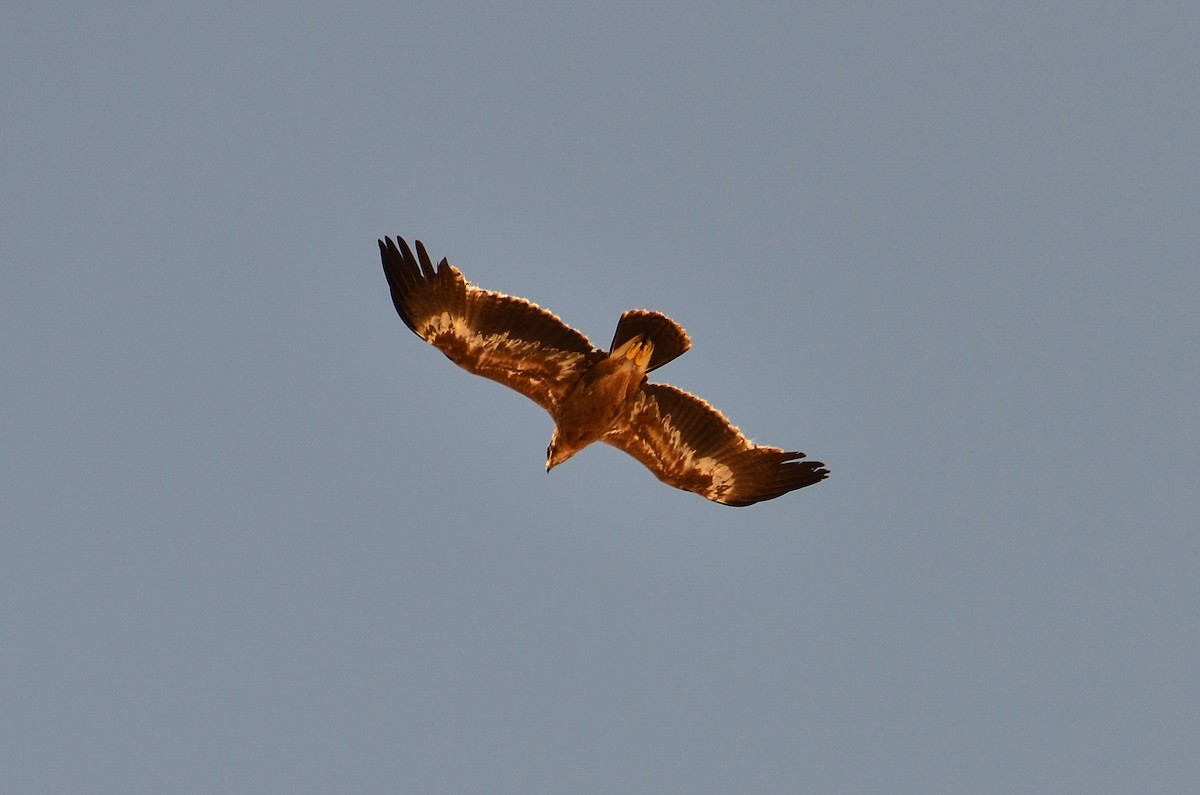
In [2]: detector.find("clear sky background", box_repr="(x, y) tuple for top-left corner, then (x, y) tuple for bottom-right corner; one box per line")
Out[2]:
(3, 4), (1197, 792)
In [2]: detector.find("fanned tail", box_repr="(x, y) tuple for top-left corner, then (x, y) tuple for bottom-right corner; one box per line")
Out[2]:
(609, 309), (690, 372)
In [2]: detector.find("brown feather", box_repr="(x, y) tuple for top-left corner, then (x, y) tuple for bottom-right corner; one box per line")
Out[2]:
(603, 384), (829, 506)
(379, 237), (603, 413)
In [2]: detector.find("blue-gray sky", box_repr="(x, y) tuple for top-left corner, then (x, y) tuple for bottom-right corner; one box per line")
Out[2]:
(3, 4), (1198, 792)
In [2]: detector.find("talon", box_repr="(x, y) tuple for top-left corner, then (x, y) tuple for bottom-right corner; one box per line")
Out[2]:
(634, 339), (653, 367)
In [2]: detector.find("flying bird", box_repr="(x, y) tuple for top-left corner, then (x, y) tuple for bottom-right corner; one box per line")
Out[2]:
(379, 236), (828, 506)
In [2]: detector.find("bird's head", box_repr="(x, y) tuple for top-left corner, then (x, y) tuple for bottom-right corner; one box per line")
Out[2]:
(545, 430), (582, 472)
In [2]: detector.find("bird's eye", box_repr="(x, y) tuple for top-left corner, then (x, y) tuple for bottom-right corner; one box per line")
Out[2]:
(546, 444), (552, 458)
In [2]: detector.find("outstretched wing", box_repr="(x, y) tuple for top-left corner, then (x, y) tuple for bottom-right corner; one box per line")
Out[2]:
(380, 236), (604, 414)
(603, 383), (828, 506)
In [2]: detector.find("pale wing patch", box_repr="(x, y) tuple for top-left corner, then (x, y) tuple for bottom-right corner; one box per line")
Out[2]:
(424, 312), (596, 413)
(652, 412), (742, 502)
(380, 237), (603, 414)
(421, 311), (465, 337)
(605, 388), (746, 502)
(694, 457), (735, 491)
(603, 383), (827, 505)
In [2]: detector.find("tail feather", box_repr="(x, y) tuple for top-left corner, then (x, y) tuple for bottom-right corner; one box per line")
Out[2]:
(610, 310), (690, 372)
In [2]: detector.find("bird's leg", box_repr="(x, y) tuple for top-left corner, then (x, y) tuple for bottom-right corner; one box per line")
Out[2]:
(612, 334), (654, 368)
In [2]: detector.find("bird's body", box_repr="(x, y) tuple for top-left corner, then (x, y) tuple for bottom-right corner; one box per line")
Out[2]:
(547, 332), (656, 470)
(379, 236), (828, 506)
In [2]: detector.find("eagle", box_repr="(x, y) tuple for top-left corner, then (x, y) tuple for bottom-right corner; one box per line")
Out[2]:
(379, 236), (828, 506)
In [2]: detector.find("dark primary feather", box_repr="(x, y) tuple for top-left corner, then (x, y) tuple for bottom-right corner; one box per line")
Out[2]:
(379, 236), (604, 413)
(604, 383), (829, 506)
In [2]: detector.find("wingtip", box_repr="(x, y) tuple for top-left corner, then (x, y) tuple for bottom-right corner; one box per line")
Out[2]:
(379, 234), (421, 334)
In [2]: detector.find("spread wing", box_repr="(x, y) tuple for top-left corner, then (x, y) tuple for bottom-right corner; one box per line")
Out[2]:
(380, 236), (604, 414)
(603, 383), (829, 506)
